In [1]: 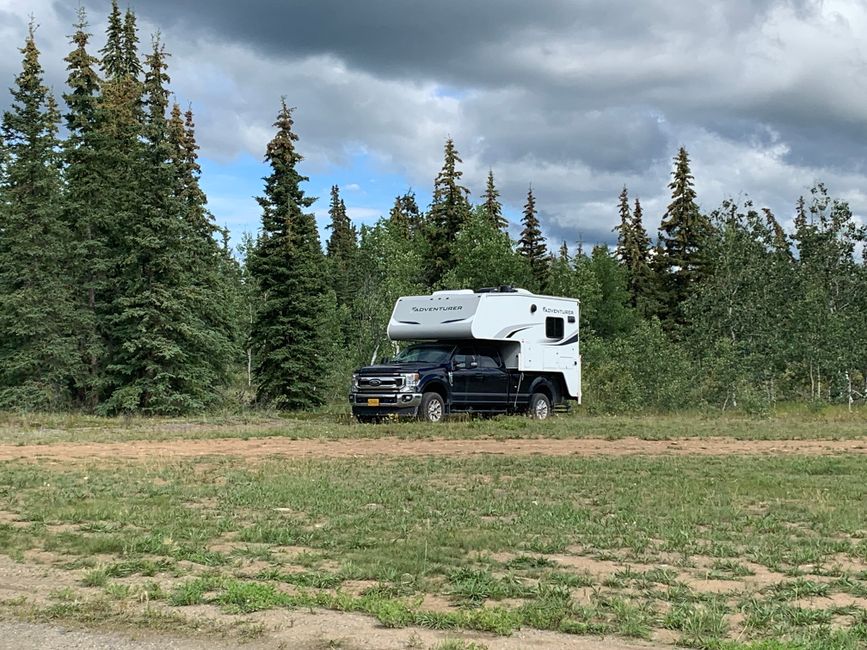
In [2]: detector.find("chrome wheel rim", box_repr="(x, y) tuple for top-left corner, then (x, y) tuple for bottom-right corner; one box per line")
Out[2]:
(534, 398), (549, 419)
(427, 398), (443, 422)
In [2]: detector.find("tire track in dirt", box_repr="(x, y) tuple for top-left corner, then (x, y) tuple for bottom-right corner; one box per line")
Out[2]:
(0, 436), (865, 462)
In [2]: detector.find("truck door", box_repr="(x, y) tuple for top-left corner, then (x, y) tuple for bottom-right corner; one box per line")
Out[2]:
(449, 345), (476, 409)
(476, 347), (509, 410)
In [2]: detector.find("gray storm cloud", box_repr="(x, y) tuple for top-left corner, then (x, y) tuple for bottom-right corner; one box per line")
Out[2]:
(2, 0), (865, 244)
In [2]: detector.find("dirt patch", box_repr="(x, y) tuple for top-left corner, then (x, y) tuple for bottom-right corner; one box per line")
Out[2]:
(791, 593), (867, 609)
(681, 577), (744, 594)
(0, 436), (865, 464)
(0, 511), (29, 529)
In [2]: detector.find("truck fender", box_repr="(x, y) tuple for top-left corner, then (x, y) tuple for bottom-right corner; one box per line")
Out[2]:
(419, 378), (450, 404)
(527, 376), (559, 404)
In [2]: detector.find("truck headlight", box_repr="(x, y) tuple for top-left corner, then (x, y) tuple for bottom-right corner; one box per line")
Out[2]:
(400, 372), (420, 392)
(351, 373), (359, 390)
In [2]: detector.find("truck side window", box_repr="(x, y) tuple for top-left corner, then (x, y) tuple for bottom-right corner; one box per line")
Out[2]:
(478, 352), (501, 369)
(453, 346), (475, 368)
(546, 317), (564, 339)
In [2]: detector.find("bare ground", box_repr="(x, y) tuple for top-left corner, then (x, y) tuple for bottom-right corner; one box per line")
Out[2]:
(0, 558), (659, 650)
(0, 435), (865, 463)
(3, 433), (866, 648)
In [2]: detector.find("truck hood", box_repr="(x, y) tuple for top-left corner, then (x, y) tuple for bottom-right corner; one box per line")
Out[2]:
(355, 361), (445, 374)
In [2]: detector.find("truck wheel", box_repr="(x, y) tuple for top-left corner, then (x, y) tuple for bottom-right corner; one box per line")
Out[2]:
(419, 392), (446, 423)
(529, 393), (551, 420)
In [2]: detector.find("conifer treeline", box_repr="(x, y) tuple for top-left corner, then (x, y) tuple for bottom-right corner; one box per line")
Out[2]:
(0, 4), (242, 412)
(1, 6), (865, 413)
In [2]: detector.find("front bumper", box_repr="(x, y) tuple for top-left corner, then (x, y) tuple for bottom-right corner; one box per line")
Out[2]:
(350, 392), (423, 417)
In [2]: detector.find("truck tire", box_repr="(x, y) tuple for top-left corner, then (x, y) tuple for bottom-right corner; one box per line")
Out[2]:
(419, 392), (446, 423)
(529, 392), (551, 420)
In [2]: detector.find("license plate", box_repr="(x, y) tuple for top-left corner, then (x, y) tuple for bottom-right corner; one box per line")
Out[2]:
(367, 398), (380, 406)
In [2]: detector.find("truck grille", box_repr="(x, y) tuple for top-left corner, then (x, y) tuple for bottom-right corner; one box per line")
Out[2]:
(357, 376), (403, 392)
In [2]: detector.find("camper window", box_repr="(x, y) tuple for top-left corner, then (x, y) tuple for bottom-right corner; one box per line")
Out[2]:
(546, 317), (564, 340)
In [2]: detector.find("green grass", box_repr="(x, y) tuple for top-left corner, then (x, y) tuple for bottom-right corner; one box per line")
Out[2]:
(0, 405), (865, 445)
(0, 452), (866, 647)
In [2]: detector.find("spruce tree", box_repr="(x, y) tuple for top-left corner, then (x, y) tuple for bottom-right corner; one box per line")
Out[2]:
(483, 169), (508, 231)
(614, 186), (631, 252)
(99, 0), (125, 80)
(426, 138), (470, 285)
(87, 3), (146, 408)
(63, 7), (105, 405)
(614, 187), (653, 315)
(657, 146), (711, 326)
(249, 101), (336, 409)
(168, 102), (242, 387)
(121, 9), (143, 80)
(0, 26), (80, 408)
(102, 36), (233, 413)
(389, 194), (410, 235)
(518, 185), (548, 290)
(325, 184), (357, 307)
(388, 190), (422, 238)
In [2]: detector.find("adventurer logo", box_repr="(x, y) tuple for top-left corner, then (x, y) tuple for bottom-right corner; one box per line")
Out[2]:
(411, 305), (464, 312)
(542, 306), (575, 316)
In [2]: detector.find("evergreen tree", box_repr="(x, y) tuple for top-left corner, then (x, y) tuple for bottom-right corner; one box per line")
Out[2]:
(249, 101), (336, 409)
(168, 101), (243, 386)
(657, 146), (711, 326)
(0, 26), (80, 408)
(614, 187), (654, 316)
(614, 186), (631, 251)
(99, 0), (125, 80)
(101, 37), (232, 413)
(482, 169), (508, 231)
(121, 9), (143, 80)
(63, 7), (105, 405)
(518, 185), (548, 290)
(388, 190), (422, 237)
(325, 184), (357, 307)
(426, 138), (470, 285)
(85, 4), (147, 408)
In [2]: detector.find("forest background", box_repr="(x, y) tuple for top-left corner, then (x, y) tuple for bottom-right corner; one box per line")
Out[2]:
(1, 2), (865, 415)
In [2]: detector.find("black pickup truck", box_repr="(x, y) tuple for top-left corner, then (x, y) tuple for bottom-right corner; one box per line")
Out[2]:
(350, 341), (567, 422)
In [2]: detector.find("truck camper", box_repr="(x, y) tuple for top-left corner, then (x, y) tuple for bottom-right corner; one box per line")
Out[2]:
(349, 287), (581, 422)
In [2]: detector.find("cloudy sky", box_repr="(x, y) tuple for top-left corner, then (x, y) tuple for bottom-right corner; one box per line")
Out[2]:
(2, 0), (867, 249)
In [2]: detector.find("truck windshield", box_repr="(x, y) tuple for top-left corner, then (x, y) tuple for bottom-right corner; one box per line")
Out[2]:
(392, 345), (454, 364)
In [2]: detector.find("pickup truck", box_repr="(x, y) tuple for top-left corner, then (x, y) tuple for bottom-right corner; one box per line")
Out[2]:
(350, 341), (567, 422)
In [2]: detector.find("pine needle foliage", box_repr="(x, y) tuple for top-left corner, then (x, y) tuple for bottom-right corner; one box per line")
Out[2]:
(248, 101), (336, 409)
(426, 138), (471, 285)
(0, 26), (81, 409)
(518, 185), (548, 291)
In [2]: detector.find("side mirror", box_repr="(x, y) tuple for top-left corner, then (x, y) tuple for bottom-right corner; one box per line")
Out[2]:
(453, 360), (466, 370)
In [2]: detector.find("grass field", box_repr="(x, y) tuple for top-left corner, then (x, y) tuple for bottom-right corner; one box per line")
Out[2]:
(0, 411), (865, 649)
(0, 405), (864, 446)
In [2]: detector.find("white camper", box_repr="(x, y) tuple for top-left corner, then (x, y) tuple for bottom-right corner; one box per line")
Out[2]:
(387, 288), (581, 402)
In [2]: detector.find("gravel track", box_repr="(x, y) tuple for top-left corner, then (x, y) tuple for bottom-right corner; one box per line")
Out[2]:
(0, 435), (865, 463)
